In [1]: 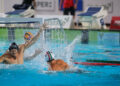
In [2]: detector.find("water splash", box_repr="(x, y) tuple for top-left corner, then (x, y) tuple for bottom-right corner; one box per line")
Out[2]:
(64, 35), (81, 65)
(0, 33), (81, 71)
(37, 35), (81, 70)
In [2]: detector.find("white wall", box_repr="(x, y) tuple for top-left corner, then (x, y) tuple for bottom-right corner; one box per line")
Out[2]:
(0, 0), (4, 13)
(1, 0), (120, 23)
(3, 0), (22, 12)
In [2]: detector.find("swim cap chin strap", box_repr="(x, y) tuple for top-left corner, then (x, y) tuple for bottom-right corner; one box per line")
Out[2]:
(45, 51), (54, 62)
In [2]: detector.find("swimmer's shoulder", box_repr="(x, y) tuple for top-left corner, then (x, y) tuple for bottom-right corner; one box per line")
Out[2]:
(2, 50), (9, 56)
(51, 59), (67, 65)
(0, 51), (10, 61)
(56, 59), (66, 63)
(51, 60), (57, 64)
(19, 44), (25, 47)
(18, 44), (26, 50)
(55, 59), (68, 66)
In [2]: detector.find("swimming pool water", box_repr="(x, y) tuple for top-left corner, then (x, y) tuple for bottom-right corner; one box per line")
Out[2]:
(0, 41), (120, 86)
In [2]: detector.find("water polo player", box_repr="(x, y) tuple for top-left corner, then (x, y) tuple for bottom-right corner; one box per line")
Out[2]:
(23, 50), (69, 71)
(0, 24), (46, 64)
(45, 51), (69, 71)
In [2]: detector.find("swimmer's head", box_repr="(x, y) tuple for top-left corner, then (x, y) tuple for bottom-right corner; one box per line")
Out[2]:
(45, 51), (55, 62)
(9, 42), (19, 51)
(24, 32), (33, 41)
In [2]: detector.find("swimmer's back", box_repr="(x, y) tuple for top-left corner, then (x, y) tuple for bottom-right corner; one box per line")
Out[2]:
(50, 59), (69, 71)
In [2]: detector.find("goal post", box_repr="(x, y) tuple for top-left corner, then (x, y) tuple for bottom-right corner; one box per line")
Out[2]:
(0, 17), (67, 61)
(0, 18), (43, 41)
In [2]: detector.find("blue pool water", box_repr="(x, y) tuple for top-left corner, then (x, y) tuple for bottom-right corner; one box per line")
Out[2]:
(0, 36), (120, 86)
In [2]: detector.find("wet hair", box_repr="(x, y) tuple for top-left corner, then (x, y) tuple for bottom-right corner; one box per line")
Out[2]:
(9, 42), (19, 51)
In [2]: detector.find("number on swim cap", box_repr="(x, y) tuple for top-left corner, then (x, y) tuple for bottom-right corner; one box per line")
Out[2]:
(24, 32), (33, 40)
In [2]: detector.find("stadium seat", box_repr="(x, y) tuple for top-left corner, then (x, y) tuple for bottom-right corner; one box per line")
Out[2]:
(77, 6), (108, 29)
(6, 6), (35, 18)
(110, 16), (120, 30)
(0, 13), (7, 17)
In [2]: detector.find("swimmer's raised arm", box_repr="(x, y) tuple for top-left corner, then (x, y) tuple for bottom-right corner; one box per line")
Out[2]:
(24, 24), (47, 49)
(24, 49), (42, 61)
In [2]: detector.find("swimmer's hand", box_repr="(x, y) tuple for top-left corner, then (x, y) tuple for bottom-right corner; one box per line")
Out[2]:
(24, 49), (42, 61)
(34, 49), (42, 56)
(38, 23), (48, 34)
(42, 23), (49, 29)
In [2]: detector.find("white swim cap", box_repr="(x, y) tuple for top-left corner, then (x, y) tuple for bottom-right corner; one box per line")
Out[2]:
(45, 51), (55, 62)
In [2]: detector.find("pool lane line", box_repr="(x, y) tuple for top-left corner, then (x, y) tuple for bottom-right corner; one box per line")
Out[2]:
(74, 62), (120, 66)
(86, 59), (120, 64)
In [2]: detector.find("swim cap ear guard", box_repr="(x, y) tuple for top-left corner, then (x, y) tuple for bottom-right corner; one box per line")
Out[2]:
(45, 51), (55, 62)
(9, 42), (19, 51)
